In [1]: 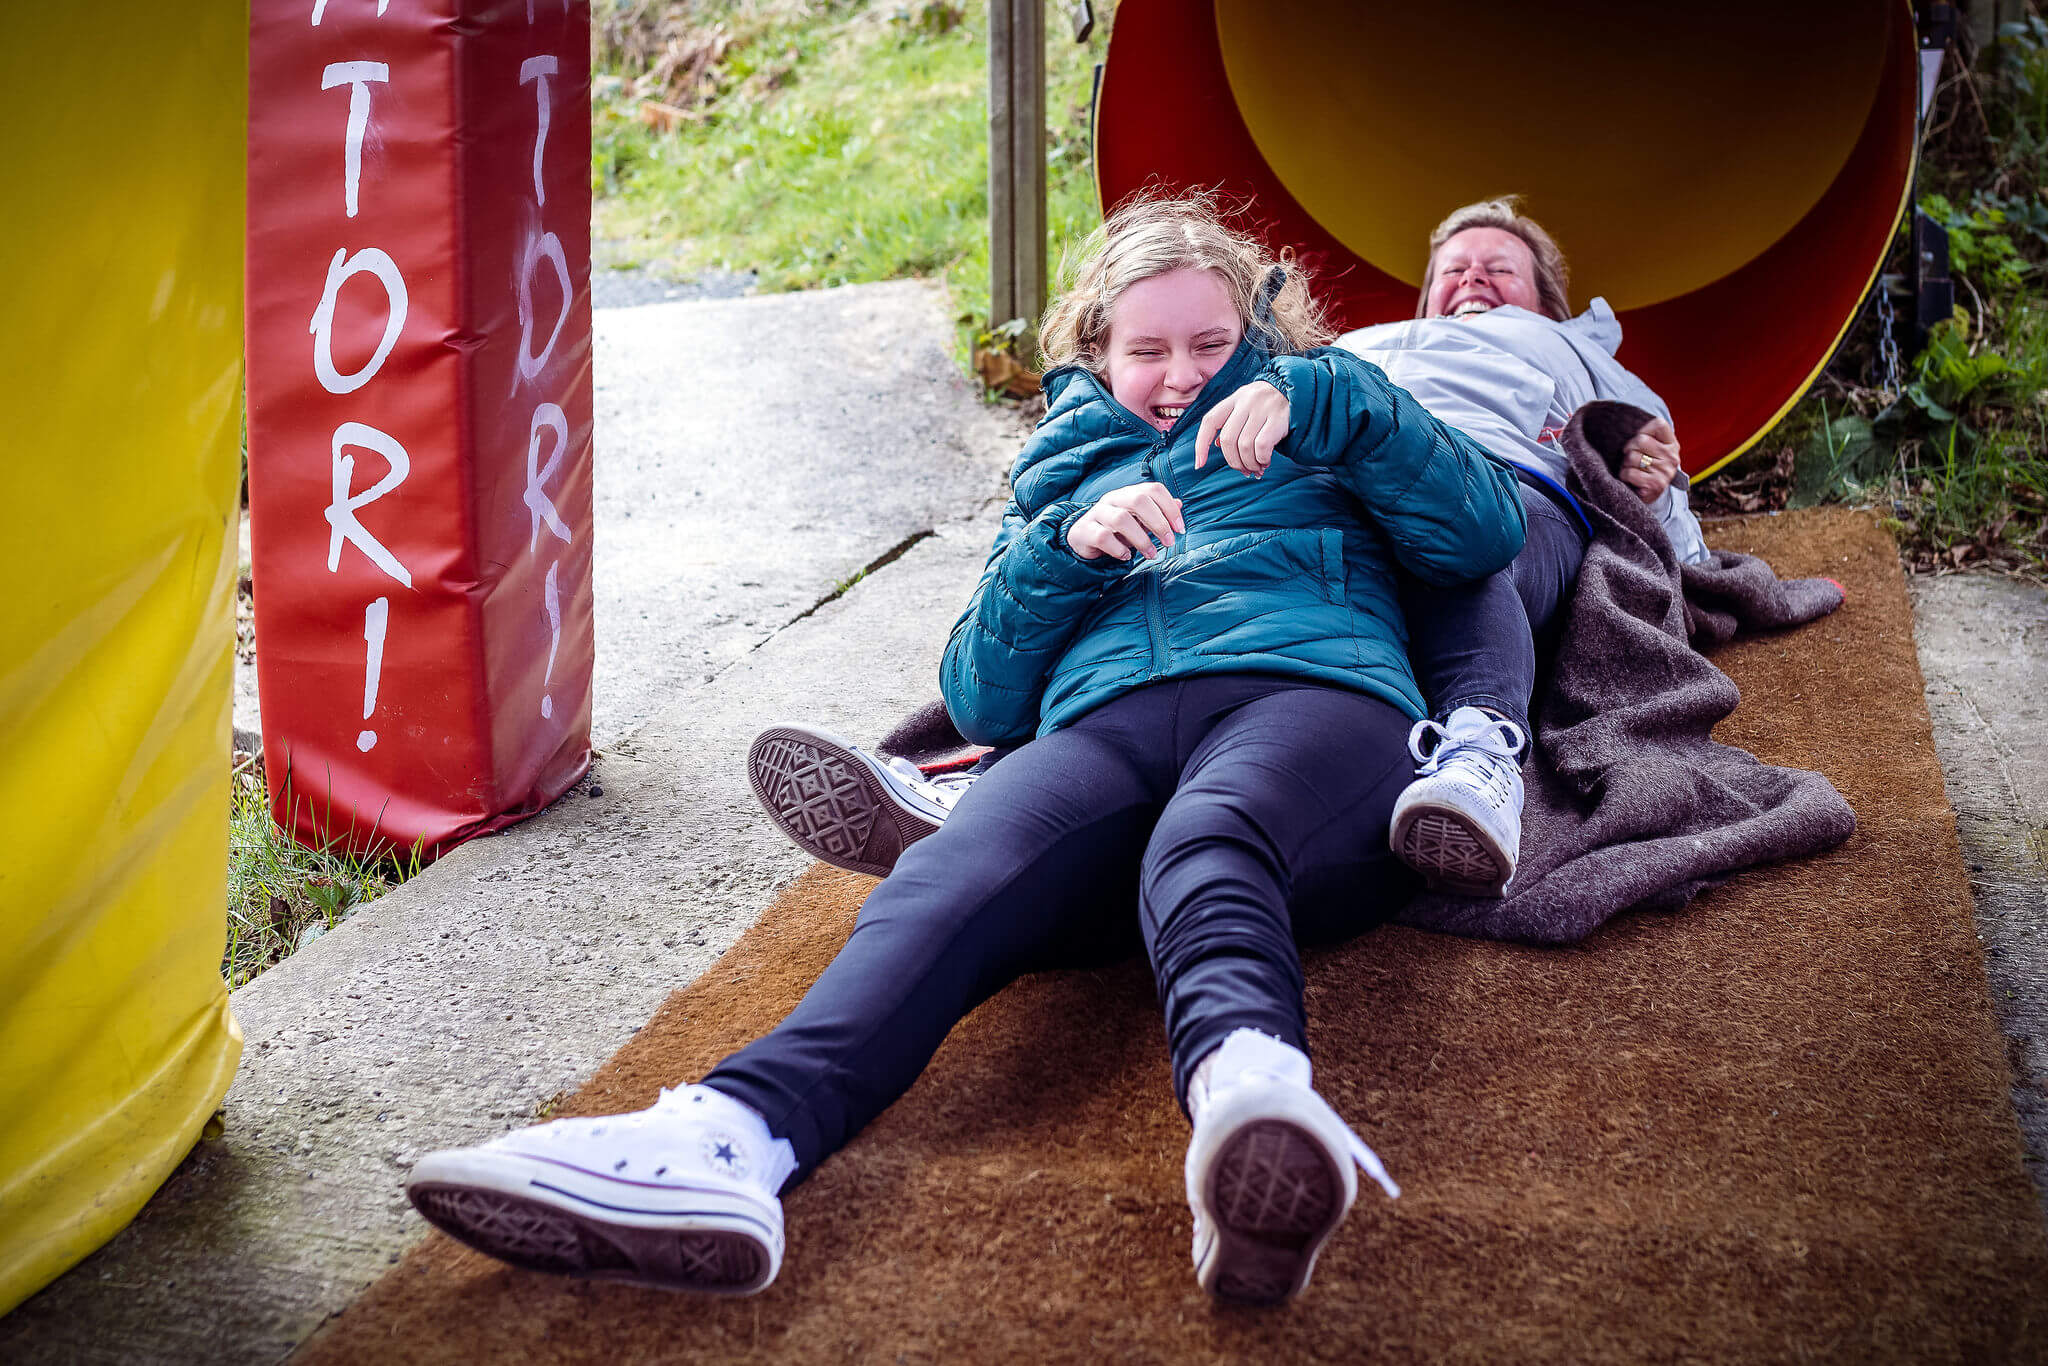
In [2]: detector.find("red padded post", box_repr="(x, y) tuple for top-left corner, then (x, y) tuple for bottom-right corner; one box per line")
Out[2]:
(246, 0), (594, 855)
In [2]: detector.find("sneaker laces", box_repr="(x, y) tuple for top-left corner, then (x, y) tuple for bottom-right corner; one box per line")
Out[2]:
(1206, 1064), (1402, 1201)
(884, 757), (975, 811)
(1345, 1129), (1402, 1201)
(1408, 714), (1527, 810)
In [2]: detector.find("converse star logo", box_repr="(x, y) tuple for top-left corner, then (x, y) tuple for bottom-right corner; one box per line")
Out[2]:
(702, 1131), (749, 1177)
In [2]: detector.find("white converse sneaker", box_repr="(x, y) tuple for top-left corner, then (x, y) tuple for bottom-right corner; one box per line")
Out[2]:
(406, 1085), (797, 1294)
(1184, 1030), (1400, 1305)
(747, 723), (974, 878)
(1390, 706), (1528, 898)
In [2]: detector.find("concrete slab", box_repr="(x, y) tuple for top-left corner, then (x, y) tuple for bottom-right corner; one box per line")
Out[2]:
(589, 265), (756, 310)
(1909, 573), (2048, 1222)
(1, 281), (1017, 1364)
(584, 280), (1018, 742)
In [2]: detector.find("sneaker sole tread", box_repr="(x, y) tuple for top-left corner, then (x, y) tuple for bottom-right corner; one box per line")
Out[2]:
(410, 1182), (770, 1294)
(747, 726), (939, 878)
(1392, 805), (1512, 897)
(1201, 1119), (1345, 1305)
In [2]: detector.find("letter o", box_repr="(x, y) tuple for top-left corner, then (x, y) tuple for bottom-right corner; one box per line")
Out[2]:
(518, 231), (571, 383)
(309, 247), (409, 396)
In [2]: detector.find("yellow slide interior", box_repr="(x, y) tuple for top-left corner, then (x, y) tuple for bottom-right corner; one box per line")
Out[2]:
(1216, 0), (1888, 309)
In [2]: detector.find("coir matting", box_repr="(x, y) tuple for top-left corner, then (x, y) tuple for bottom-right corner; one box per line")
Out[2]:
(299, 509), (2048, 1363)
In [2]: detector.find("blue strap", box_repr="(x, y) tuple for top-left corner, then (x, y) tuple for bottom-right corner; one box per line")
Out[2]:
(1517, 464), (1594, 541)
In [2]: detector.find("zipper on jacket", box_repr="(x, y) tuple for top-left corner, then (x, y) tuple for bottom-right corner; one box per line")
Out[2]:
(1143, 573), (1169, 677)
(1141, 437), (1171, 676)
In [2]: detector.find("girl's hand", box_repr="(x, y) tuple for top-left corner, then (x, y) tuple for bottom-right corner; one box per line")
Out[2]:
(1194, 380), (1290, 478)
(1619, 416), (1682, 504)
(1067, 482), (1185, 561)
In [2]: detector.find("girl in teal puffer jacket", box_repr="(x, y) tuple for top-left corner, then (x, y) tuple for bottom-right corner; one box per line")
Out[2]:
(405, 194), (1527, 1309)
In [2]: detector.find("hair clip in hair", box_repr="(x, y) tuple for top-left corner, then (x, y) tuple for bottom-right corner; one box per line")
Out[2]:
(1255, 265), (1288, 317)
(1248, 265), (1290, 351)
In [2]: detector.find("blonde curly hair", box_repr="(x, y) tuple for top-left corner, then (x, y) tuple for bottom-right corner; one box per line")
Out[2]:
(1039, 190), (1334, 373)
(1415, 196), (1572, 322)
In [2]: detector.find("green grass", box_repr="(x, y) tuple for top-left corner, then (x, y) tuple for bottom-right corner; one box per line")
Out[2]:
(226, 759), (421, 989)
(591, 0), (1108, 328)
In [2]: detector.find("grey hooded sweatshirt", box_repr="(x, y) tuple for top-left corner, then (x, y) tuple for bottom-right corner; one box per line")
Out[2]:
(1337, 299), (1709, 564)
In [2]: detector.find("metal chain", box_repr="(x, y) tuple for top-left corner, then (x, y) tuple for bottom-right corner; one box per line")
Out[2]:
(1877, 274), (1903, 399)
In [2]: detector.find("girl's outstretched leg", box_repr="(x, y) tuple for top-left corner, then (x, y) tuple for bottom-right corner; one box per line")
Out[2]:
(701, 723), (1160, 1180)
(405, 721), (1162, 1294)
(1134, 679), (1417, 1303)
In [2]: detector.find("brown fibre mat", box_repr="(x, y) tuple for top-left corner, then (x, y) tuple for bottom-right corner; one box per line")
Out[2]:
(300, 509), (2048, 1364)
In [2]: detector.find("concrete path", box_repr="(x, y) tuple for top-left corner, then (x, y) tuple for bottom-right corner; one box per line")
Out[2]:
(6, 281), (2046, 1362)
(1910, 573), (2048, 1220)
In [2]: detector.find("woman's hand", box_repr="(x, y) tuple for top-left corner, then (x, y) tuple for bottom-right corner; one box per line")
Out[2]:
(1194, 380), (1291, 478)
(1067, 481), (1185, 561)
(1620, 417), (1682, 504)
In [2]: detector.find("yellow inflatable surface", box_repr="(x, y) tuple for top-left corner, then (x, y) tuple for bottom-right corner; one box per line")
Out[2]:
(0, 3), (245, 1313)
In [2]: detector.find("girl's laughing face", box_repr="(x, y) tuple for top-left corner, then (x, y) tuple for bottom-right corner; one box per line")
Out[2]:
(1103, 267), (1243, 432)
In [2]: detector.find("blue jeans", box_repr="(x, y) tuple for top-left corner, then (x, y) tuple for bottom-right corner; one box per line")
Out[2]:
(704, 676), (1422, 1186)
(1397, 478), (1588, 736)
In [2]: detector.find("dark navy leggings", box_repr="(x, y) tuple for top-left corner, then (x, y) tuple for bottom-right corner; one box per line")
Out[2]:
(1398, 478), (1589, 736)
(704, 675), (1422, 1186)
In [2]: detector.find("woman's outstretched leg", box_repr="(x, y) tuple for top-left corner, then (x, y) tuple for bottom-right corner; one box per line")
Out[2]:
(1394, 483), (1588, 895)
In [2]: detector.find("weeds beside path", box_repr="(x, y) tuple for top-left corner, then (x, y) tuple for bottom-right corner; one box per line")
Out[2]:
(225, 749), (421, 989)
(226, 541), (419, 990)
(1703, 12), (2048, 579)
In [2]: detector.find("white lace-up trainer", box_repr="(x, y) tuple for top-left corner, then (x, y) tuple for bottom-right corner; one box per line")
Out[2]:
(747, 723), (975, 878)
(1390, 706), (1528, 898)
(406, 1084), (797, 1294)
(1184, 1029), (1401, 1305)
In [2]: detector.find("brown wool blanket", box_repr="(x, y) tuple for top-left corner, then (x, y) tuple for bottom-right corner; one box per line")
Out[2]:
(1396, 402), (1854, 944)
(297, 508), (2048, 1365)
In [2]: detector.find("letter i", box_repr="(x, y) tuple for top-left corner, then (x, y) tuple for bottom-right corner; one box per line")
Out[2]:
(540, 562), (560, 720)
(358, 597), (389, 751)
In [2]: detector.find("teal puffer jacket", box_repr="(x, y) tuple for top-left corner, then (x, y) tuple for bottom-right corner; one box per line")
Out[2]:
(940, 337), (1527, 746)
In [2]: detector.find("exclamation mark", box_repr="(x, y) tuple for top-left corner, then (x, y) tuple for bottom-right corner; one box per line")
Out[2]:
(540, 561), (560, 719)
(358, 596), (389, 751)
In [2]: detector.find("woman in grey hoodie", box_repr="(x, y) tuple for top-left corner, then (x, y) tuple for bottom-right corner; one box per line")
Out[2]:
(1345, 196), (1707, 901)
